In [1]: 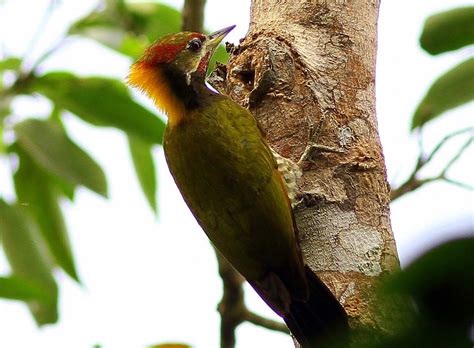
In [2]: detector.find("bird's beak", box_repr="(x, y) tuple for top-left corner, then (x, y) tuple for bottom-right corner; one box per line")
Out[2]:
(206, 25), (236, 51)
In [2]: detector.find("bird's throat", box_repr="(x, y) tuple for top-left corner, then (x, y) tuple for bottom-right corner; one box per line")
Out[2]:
(127, 62), (209, 127)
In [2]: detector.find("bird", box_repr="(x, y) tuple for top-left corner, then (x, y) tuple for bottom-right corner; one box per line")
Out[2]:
(127, 25), (348, 347)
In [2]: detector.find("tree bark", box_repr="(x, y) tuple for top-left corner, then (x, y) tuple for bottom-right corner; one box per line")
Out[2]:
(211, 0), (405, 342)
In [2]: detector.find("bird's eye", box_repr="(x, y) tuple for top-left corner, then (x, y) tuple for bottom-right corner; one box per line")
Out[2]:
(187, 38), (202, 52)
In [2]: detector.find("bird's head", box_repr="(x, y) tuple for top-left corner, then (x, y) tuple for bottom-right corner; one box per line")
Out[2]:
(127, 26), (235, 126)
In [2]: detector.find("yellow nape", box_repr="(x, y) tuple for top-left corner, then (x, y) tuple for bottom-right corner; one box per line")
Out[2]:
(127, 62), (185, 127)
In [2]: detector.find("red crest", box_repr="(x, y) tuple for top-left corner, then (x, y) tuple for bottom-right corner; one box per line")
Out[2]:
(142, 32), (206, 66)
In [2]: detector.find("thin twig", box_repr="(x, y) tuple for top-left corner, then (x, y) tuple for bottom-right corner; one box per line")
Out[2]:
(414, 128), (425, 171)
(441, 177), (473, 191)
(21, 0), (58, 71)
(440, 137), (472, 177)
(391, 128), (473, 201)
(244, 310), (289, 333)
(425, 127), (473, 164)
(28, 37), (69, 74)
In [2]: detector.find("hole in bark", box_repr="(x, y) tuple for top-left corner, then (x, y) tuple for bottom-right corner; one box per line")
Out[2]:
(236, 69), (255, 86)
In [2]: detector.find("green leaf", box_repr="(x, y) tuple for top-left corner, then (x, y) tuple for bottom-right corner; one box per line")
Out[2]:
(208, 44), (229, 74)
(391, 238), (474, 303)
(52, 176), (76, 201)
(0, 93), (14, 123)
(14, 118), (108, 196)
(356, 237), (474, 348)
(129, 3), (181, 40)
(119, 33), (149, 58)
(0, 276), (50, 302)
(76, 25), (148, 58)
(420, 7), (474, 55)
(0, 57), (21, 72)
(69, 2), (181, 58)
(412, 57), (474, 130)
(13, 148), (80, 282)
(384, 237), (474, 346)
(149, 344), (191, 348)
(31, 72), (165, 144)
(0, 200), (58, 325)
(128, 135), (157, 214)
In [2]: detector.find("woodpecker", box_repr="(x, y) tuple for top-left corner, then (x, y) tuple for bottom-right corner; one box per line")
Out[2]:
(127, 26), (348, 347)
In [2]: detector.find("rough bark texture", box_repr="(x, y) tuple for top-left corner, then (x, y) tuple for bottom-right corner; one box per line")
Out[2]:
(210, 0), (403, 341)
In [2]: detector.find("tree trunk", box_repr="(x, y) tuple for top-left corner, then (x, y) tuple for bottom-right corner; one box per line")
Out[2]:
(211, 0), (404, 342)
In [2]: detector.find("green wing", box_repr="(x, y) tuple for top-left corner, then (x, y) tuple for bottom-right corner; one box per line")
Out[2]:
(164, 96), (304, 288)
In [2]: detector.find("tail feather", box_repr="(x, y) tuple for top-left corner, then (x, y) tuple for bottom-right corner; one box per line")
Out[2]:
(283, 266), (349, 347)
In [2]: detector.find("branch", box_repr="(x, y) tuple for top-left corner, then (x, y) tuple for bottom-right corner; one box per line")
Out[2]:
(182, 0), (207, 32)
(243, 310), (289, 333)
(391, 128), (473, 201)
(28, 37), (69, 74)
(441, 177), (473, 191)
(215, 251), (289, 347)
(216, 251), (244, 348)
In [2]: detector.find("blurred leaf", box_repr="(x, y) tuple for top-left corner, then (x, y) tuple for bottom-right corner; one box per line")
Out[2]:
(390, 237), (474, 325)
(76, 25), (148, 58)
(128, 135), (157, 214)
(0, 102), (11, 121)
(53, 176), (76, 201)
(359, 237), (474, 348)
(0, 200), (58, 325)
(49, 104), (62, 122)
(129, 3), (181, 40)
(0, 93), (14, 122)
(14, 148), (79, 282)
(0, 275), (50, 302)
(69, 2), (180, 58)
(360, 324), (472, 348)
(420, 7), (474, 55)
(149, 344), (191, 348)
(15, 118), (108, 196)
(119, 33), (149, 58)
(30, 72), (165, 144)
(412, 57), (474, 130)
(209, 44), (229, 74)
(0, 125), (4, 153)
(0, 57), (21, 72)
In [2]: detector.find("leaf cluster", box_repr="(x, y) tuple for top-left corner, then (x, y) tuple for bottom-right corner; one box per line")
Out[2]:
(0, 0), (231, 327)
(0, 0), (184, 325)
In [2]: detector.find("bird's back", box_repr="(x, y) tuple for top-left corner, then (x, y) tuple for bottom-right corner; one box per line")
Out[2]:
(163, 95), (307, 298)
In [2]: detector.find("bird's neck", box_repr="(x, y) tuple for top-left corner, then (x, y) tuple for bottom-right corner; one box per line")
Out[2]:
(162, 67), (213, 113)
(127, 62), (213, 127)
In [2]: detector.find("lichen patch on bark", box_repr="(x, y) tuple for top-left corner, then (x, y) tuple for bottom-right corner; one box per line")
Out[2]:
(296, 204), (383, 276)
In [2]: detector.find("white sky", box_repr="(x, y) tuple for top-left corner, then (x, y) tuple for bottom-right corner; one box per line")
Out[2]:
(0, 1), (473, 348)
